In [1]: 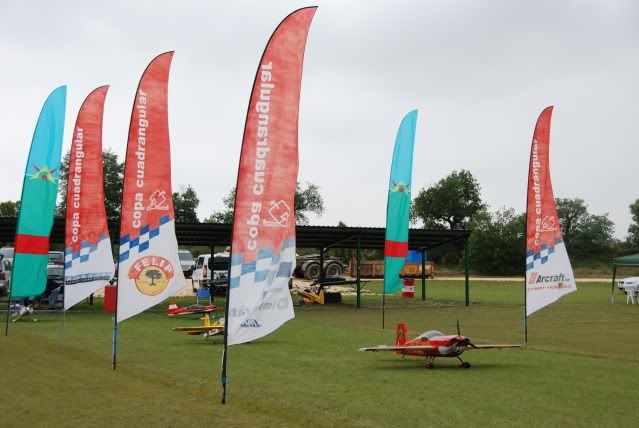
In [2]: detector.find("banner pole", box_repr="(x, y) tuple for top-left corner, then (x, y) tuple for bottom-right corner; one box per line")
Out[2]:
(382, 287), (386, 330)
(221, 244), (232, 404)
(112, 248), (120, 370)
(61, 305), (65, 350)
(4, 285), (11, 336)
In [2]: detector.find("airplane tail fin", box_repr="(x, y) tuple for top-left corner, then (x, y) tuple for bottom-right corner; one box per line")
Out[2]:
(396, 323), (408, 346)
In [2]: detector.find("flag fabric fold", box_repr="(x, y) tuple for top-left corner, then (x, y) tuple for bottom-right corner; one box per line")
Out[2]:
(383, 110), (418, 293)
(227, 7), (317, 346)
(11, 86), (66, 298)
(116, 52), (185, 322)
(525, 106), (576, 316)
(64, 86), (114, 310)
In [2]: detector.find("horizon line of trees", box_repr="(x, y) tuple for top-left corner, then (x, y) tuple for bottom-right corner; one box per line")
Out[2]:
(1, 150), (638, 274)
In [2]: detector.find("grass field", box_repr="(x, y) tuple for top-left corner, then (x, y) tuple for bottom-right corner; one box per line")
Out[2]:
(1, 280), (638, 427)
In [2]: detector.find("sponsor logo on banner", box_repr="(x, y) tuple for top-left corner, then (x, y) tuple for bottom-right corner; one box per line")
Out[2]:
(528, 272), (571, 285)
(240, 319), (262, 328)
(390, 180), (410, 194)
(128, 255), (175, 296)
(147, 189), (169, 211)
(264, 200), (291, 228)
(540, 216), (557, 232)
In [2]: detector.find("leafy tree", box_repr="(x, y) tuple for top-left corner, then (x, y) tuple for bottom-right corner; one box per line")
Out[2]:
(173, 185), (200, 223)
(556, 198), (615, 259)
(555, 198), (588, 244)
(469, 208), (525, 275)
(0, 200), (20, 217)
(628, 199), (639, 246)
(203, 188), (235, 224)
(56, 148), (124, 221)
(204, 182), (324, 225)
(413, 170), (486, 230)
(294, 182), (324, 225)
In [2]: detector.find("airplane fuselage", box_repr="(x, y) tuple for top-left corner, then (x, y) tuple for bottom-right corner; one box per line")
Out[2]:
(399, 335), (470, 358)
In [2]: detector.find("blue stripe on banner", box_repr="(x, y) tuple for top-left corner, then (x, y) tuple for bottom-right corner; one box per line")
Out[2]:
(65, 262), (72, 269)
(257, 247), (273, 260)
(229, 276), (240, 288)
(526, 249), (534, 257)
(526, 262), (534, 270)
(242, 262), (256, 275)
(64, 248), (72, 255)
(130, 237), (139, 248)
(119, 251), (129, 262)
(73, 251), (81, 260)
(80, 240), (90, 249)
(120, 235), (130, 245)
(255, 270), (268, 282)
(533, 253), (540, 261)
(141, 225), (149, 235)
(80, 255), (89, 263)
(276, 261), (293, 278)
(540, 243), (547, 251)
(139, 241), (149, 252)
(282, 238), (295, 249)
(231, 254), (243, 266)
(160, 215), (170, 225)
(548, 247), (555, 254)
(149, 228), (159, 239)
(90, 244), (98, 252)
(541, 256), (548, 264)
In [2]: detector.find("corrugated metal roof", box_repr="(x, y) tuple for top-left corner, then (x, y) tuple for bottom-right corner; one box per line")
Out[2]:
(0, 217), (469, 250)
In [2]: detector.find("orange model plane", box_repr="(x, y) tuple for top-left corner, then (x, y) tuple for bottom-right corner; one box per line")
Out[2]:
(172, 313), (224, 339)
(359, 322), (519, 368)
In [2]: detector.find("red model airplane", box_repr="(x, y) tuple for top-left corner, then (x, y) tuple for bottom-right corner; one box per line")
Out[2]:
(167, 303), (217, 316)
(359, 322), (520, 368)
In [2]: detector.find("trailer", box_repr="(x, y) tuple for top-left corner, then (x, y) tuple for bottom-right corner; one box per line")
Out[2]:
(293, 254), (345, 280)
(347, 260), (434, 279)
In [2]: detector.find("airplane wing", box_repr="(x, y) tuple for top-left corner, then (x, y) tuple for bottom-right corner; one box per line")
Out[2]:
(172, 326), (224, 332)
(358, 345), (437, 352)
(467, 344), (521, 350)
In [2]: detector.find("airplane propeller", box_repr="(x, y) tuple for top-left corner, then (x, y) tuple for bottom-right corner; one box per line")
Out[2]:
(457, 319), (477, 348)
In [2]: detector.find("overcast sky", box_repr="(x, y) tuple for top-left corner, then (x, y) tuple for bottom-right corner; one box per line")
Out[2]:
(1, 0), (637, 238)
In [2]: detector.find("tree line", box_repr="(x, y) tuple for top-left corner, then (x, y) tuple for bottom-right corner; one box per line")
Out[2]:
(1, 150), (638, 274)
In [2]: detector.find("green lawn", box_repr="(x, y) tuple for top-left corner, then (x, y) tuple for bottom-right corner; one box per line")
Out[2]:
(1, 280), (637, 427)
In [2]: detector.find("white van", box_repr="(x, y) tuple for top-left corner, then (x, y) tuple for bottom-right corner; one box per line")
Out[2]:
(192, 252), (230, 289)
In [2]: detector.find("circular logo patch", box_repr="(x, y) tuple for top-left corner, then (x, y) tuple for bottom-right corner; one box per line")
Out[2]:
(128, 255), (175, 296)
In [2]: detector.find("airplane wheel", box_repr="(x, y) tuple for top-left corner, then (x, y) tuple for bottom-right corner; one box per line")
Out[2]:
(459, 362), (470, 369)
(426, 362), (434, 369)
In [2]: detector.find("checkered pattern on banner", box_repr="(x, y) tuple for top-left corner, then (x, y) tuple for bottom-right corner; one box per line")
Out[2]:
(118, 215), (171, 263)
(229, 238), (295, 289)
(64, 234), (111, 269)
(526, 237), (563, 270)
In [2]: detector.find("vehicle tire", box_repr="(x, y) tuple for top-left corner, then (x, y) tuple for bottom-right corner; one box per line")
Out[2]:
(325, 262), (342, 278)
(303, 262), (321, 280)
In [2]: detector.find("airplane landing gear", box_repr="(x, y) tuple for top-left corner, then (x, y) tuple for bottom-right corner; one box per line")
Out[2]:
(457, 356), (470, 368)
(425, 357), (435, 369)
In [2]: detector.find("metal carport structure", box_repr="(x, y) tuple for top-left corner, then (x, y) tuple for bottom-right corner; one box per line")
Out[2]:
(0, 217), (472, 307)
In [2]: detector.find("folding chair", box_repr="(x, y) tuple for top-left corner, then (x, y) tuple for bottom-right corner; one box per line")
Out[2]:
(196, 287), (211, 305)
(626, 285), (638, 305)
